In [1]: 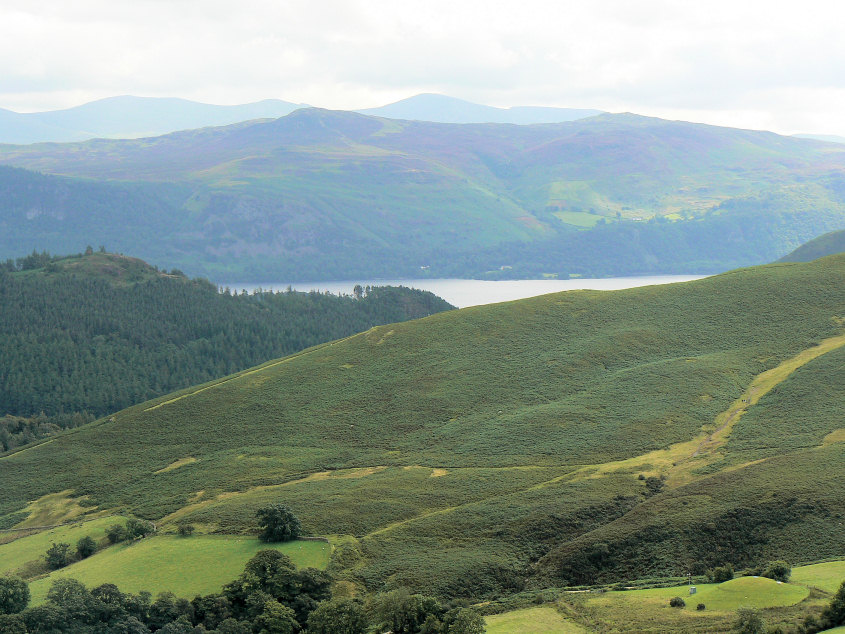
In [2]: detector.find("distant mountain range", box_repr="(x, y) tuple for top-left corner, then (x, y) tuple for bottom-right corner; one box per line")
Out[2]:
(358, 93), (602, 125)
(794, 133), (845, 144)
(0, 96), (308, 144)
(1, 108), (844, 281)
(0, 94), (602, 145)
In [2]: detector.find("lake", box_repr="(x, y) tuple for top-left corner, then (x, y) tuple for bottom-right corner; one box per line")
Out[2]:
(226, 275), (706, 309)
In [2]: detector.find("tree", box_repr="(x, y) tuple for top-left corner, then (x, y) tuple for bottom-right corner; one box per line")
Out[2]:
(126, 518), (156, 539)
(176, 522), (195, 537)
(306, 598), (369, 634)
(0, 576), (29, 615)
(712, 563), (734, 583)
(821, 580), (845, 629)
(444, 607), (486, 634)
(253, 600), (299, 634)
(106, 523), (129, 543)
(762, 560), (791, 583)
(256, 504), (301, 542)
(0, 613), (27, 633)
(45, 542), (72, 569)
(372, 589), (442, 634)
(77, 535), (97, 559)
(734, 607), (764, 633)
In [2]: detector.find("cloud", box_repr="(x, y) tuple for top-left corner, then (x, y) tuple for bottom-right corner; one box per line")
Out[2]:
(1, 0), (845, 134)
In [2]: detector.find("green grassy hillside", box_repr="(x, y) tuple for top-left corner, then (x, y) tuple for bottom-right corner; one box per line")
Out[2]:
(2, 255), (845, 599)
(779, 228), (845, 262)
(2, 110), (845, 280)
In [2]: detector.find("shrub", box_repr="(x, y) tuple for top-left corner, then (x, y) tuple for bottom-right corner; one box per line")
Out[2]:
(76, 536), (97, 559)
(713, 563), (735, 583)
(106, 523), (128, 544)
(44, 542), (71, 570)
(821, 580), (845, 629)
(176, 523), (195, 537)
(126, 518), (156, 539)
(697, 603), (706, 611)
(734, 607), (764, 633)
(762, 560), (791, 583)
(256, 504), (301, 542)
(644, 476), (665, 496)
(669, 596), (686, 608)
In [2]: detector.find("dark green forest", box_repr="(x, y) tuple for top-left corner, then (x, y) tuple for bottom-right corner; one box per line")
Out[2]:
(0, 252), (453, 451)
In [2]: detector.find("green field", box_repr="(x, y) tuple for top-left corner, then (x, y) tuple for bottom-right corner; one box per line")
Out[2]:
(0, 515), (125, 577)
(485, 606), (586, 633)
(791, 561), (845, 594)
(3, 256), (845, 597)
(588, 577), (808, 613)
(27, 535), (330, 604)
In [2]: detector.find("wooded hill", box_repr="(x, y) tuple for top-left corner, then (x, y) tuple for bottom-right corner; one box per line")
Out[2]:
(2, 109), (845, 280)
(0, 251), (453, 450)
(2, 253), (844, 600)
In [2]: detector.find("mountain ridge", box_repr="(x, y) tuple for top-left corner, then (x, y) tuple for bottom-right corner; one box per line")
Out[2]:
(2, 109), (845, 281)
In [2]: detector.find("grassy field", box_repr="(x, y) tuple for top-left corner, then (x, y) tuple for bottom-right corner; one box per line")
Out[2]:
(587, 577), (808, 613)
(3, 256), (845, 597)
(485, 606), (587, 633)
(27, 535), (330, 604)
(791, 561), (845, 594)
(567, 576), (816, 633)
(0, 515), (125, 577)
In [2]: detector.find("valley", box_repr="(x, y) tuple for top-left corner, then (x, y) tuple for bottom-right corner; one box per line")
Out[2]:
(2, 253), (845, 632)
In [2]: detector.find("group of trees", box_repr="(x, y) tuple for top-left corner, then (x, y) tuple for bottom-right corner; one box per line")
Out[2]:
(0, 252), (452, 451)
(0, 549), (486, 633)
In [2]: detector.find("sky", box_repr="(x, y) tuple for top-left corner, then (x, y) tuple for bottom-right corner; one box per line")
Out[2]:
(2, 0), (845, 136)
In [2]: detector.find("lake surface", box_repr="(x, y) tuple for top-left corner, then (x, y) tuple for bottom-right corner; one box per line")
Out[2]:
(227, 275), (706, 309)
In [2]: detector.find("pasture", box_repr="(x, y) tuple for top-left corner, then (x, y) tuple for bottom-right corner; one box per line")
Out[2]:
(485, 606), (587, 633)
(27, 535), (329, 604)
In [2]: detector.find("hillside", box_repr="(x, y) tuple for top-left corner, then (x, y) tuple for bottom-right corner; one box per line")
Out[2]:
(2, 255), (844, 600)
(1, 110), (845, 280)
(779, 228), (845, 262)
(0, 250), (453, 445)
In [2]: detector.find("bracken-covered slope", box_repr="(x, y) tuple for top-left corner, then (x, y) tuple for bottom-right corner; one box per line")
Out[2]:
(2, 109), (845, 280)
(2, 255), (845, 598)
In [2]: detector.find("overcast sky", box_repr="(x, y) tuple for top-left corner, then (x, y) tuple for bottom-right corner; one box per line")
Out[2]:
(3, 0), (845, 135)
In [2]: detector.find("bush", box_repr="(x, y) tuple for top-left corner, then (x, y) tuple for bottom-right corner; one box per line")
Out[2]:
(713, 563), (735, 583)
(126, 518), (156, 539)
(106, 523), (128, 544)
(256, 504), (301, 542)
(669, 596), (686, 608)
(821, 580), (845, 629)
(176, 523), (195, 537)
(697, 603), (706, 611)
(76, 536), (97, 559)
(762, 560), (791, 583)
(0, 576), (30, 615)
(44, 542), (71, 570)
(734, 607), (764, 633)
